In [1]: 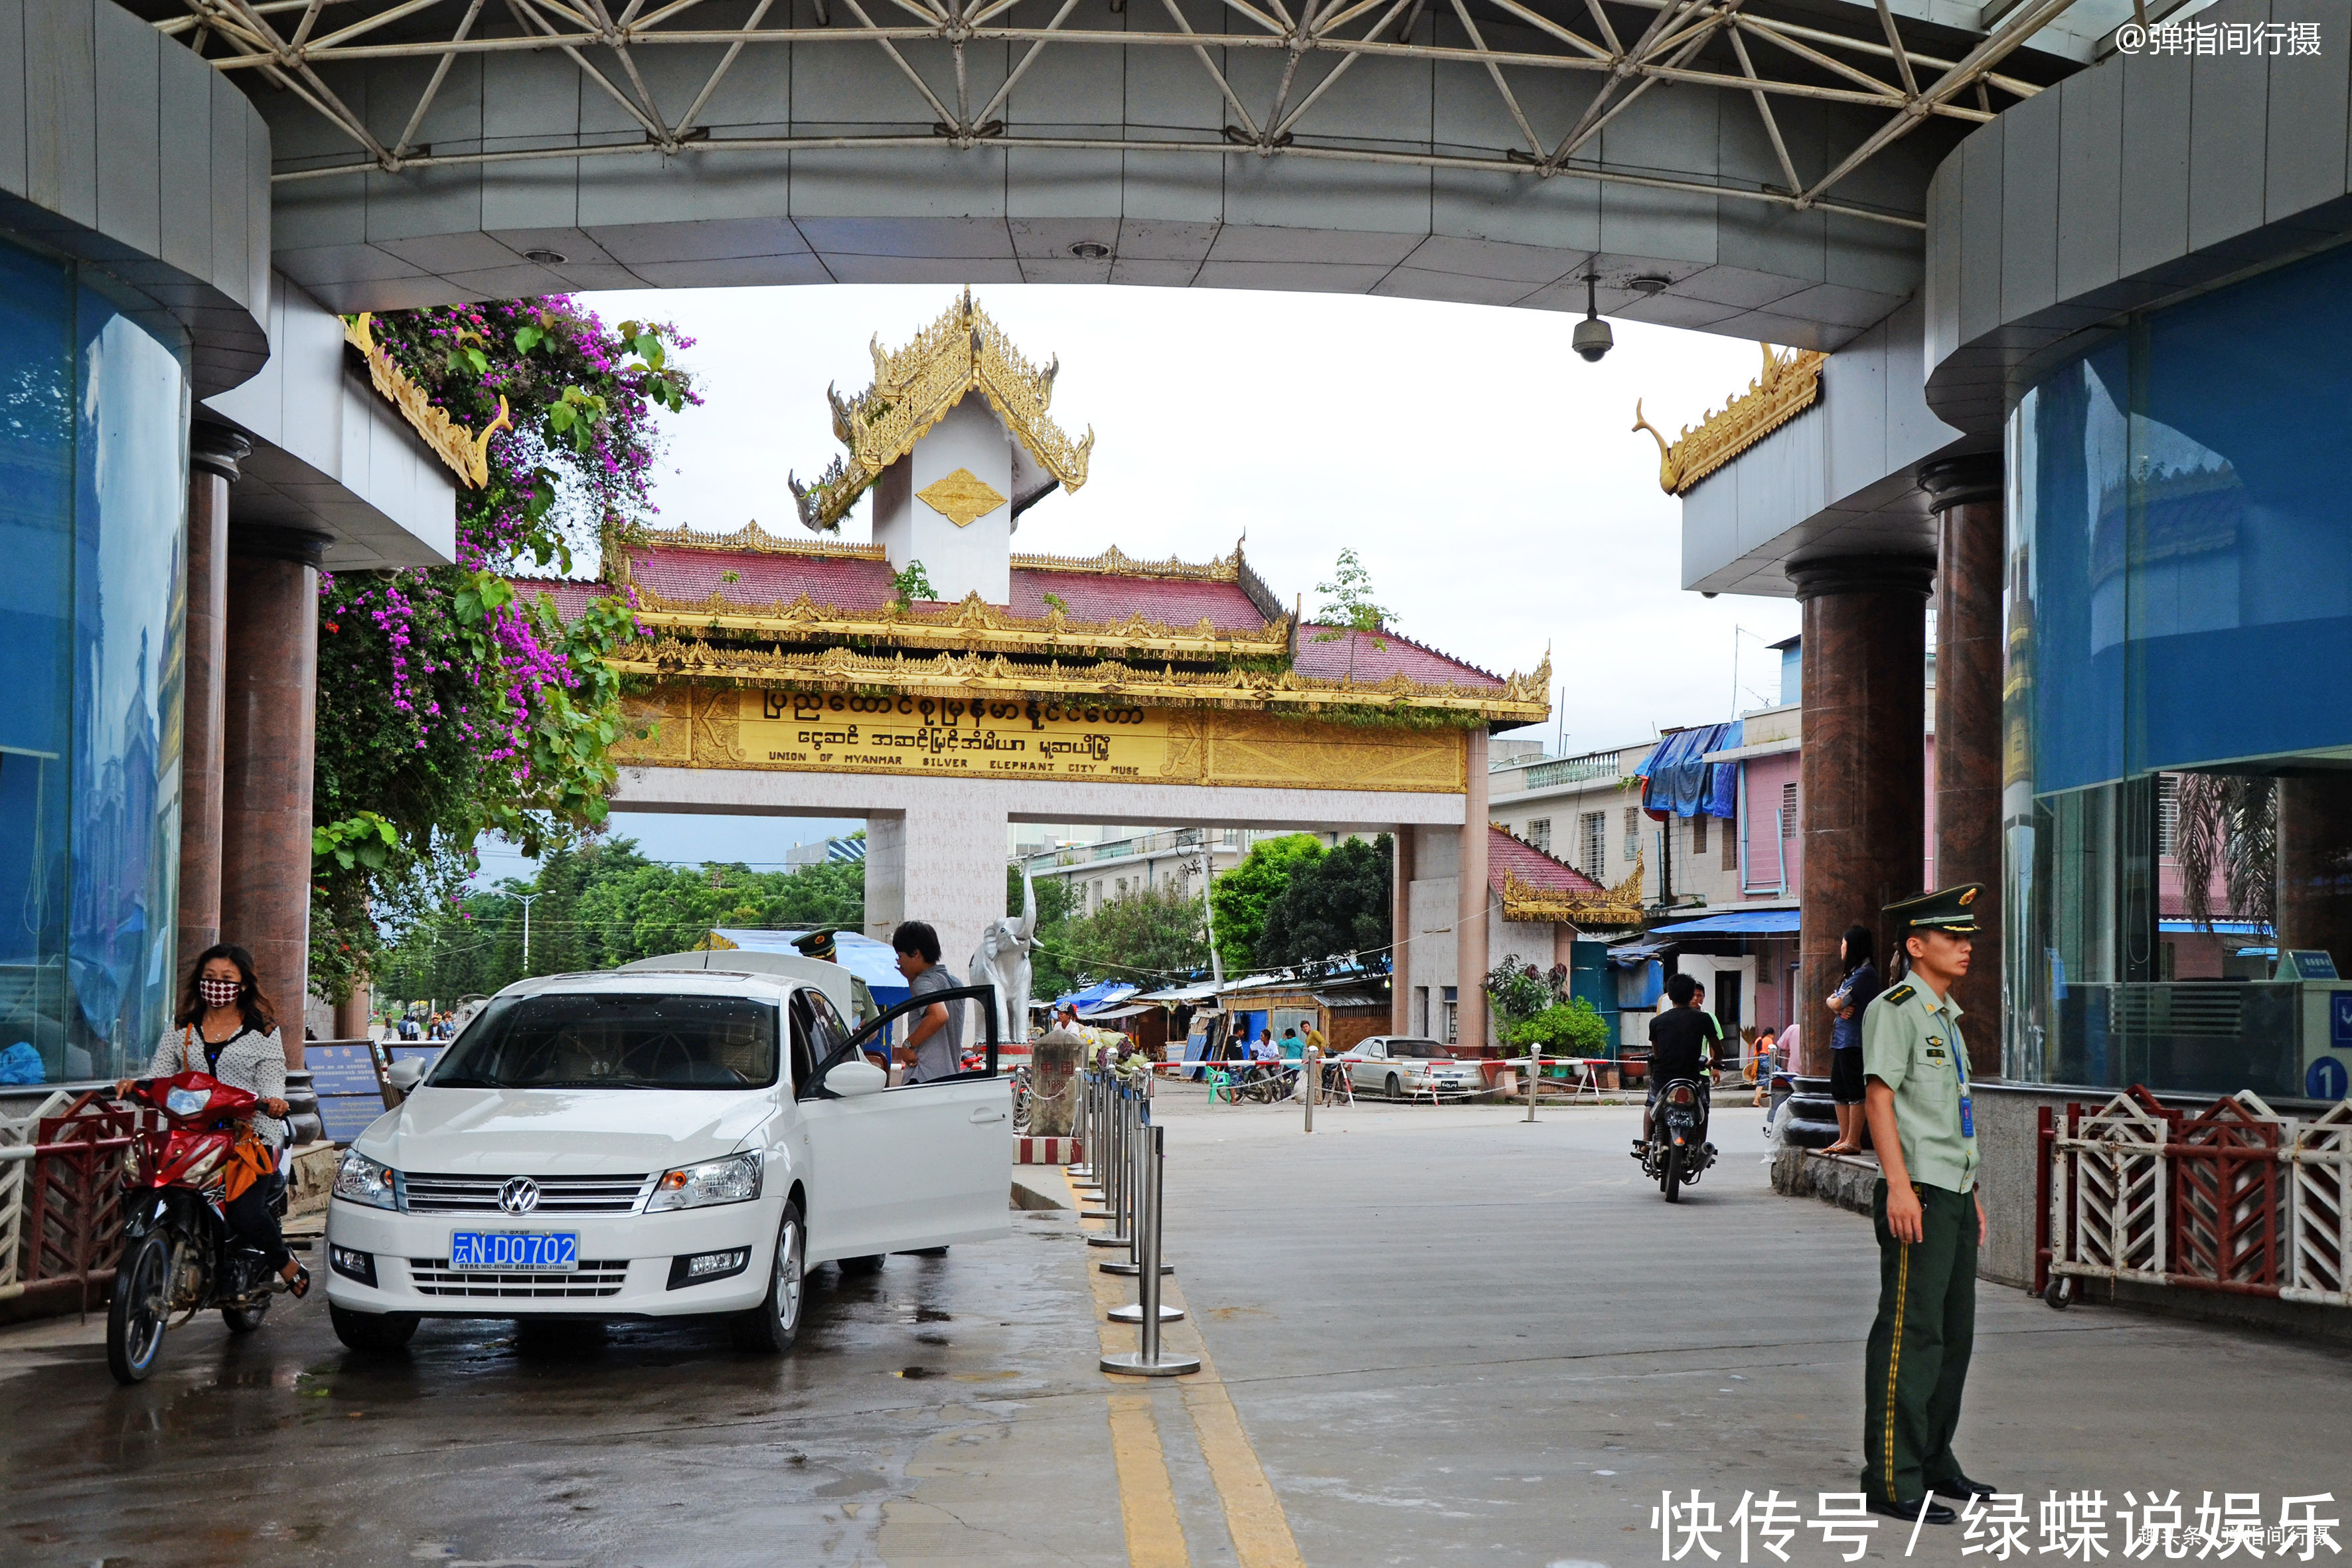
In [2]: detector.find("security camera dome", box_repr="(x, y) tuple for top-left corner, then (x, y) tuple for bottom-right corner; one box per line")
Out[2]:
(1572, 315), (1614, 363)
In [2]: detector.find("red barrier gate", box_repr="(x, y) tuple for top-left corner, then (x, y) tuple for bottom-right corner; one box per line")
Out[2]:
(18, 1092), (143, 1315)
(2040, 1087), (2352, 1309)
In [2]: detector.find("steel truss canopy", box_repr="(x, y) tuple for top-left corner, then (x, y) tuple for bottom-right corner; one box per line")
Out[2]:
(141, 0), (2118, 231)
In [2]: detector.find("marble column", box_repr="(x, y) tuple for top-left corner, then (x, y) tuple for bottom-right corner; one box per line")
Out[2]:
(177, 425), (248, 977)
(1390, 823), (1415, 1036)
(220, 525), (329, 1069)
(1926, 455), (2005, 1078)
(1456, 730), (1490, 1054)
(862, 803), (1006, 999)
(333, 980), (372, 1041)
(2276, 777), (2352, 971)
(1788, 552), (1934, 1144)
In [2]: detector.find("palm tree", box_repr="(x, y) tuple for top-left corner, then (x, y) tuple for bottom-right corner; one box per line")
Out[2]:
(2173, 773), (2276, 934)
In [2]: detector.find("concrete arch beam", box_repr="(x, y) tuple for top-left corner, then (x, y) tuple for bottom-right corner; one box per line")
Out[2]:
(256, 7), (1945, 347)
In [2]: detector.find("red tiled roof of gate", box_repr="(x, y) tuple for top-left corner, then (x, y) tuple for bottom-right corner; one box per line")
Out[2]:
(1006, 570), (1268, 631)
(621, 545), (900, 612)
(1294, 626), (1508, 690)
(1487, 826), (1607, 899)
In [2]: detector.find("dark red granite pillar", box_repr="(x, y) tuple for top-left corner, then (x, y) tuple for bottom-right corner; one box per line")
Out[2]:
(221, 526), (329, 1069)
(1787, 553), (1934, 1143)
(1926, 455), (2005, 1078)
(177, 426), (247, 976)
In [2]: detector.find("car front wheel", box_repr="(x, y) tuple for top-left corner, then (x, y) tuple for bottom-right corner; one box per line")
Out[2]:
(732, 1201), (806, 1354)
(329, 1303), (420, 1352)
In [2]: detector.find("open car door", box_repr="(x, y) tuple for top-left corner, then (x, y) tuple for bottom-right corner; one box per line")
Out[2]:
(797, 984), (1011, 1261)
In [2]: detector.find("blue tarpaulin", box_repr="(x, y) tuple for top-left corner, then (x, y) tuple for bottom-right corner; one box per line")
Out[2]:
(1705, 720), (1745, 817)
(1638, 722), (1741, 820)
(1052, 979), (1140, 1016)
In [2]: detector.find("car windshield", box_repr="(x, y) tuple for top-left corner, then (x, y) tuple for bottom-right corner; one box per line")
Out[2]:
(1387, 1040), (1449, 1059)
(426, 992), (780, 1090)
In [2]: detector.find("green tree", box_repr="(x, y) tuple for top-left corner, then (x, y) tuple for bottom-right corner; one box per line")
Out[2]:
(1310, 547), (1394, 680)
(311, 297), (700, 1003)
(1510, 997), (1612, 1056)
(1255, 834), (1391, 969)
(1045, 885), (1209, 992)
(377, 838), (866, 1004)
(1210, 834), (1326, 974)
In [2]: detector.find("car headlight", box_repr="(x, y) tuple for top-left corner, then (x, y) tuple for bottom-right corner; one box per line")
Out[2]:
(646, 1153), (763, 1212)
(334, 1149), (399, 1210)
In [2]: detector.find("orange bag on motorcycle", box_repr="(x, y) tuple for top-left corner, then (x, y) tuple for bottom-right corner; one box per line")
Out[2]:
(219, 1128), (277, 1204)
(173, 1027), (279, 1204)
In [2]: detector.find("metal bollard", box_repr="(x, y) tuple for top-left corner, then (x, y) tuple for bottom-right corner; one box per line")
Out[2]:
(1526, 1050), (1539, 1122)
(1076, 1075), (1109, 1217)
(1109, 1090), (1183, 1324)
(1070, 1071), (1094, 1186)
(1101, 1120), (1198, 1376)
(1303, 1044), (1318, 1134)
(1099, 1075), (1172, 1276)
(1086, 1082), (1131, 1247)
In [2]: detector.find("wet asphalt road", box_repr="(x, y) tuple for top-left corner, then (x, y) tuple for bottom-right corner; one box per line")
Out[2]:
(6, 1089), (2349, 1568)
(2, 1206), (1123, 1568)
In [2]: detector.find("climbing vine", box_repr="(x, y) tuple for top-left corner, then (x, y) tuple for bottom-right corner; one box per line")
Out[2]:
(309, 297), (699, 1005)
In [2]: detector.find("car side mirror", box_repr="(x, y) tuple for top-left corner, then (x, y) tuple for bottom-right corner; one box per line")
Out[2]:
(386, 1058), (427, 1093)
(823, 1059), (887, 1098)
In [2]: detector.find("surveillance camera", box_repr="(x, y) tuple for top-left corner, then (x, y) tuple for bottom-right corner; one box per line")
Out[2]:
(1572, 315), (1614, 363)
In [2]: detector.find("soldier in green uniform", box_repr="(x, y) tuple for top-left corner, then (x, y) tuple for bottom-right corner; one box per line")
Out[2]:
(1857, 884), (1997, 1524)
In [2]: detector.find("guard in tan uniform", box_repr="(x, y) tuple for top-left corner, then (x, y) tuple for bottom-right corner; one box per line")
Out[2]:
(1857, 885), (1997, 1524)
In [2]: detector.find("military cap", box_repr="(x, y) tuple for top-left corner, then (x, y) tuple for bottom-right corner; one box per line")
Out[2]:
(790, 928), (838, 961)
(1883, 884), (1984, 935)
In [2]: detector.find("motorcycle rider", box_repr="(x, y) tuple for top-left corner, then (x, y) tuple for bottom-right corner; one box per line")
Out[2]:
(116, 944), (309, 1298)
(1636, 973), (1720, 1150)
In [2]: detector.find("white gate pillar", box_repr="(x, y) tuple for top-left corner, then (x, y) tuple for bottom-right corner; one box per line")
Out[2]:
(862, 804), (1008, 988)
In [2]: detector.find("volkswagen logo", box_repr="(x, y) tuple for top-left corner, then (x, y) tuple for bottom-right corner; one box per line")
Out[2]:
(497, 1176), (541, 1215)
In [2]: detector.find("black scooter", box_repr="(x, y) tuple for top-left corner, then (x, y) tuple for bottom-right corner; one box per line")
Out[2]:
(1636, 1076), (1717, 1202)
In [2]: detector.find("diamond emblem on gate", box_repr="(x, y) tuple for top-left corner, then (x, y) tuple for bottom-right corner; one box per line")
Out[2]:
(916, 467), (1007, 527)
(497, 1177), (541, 1215)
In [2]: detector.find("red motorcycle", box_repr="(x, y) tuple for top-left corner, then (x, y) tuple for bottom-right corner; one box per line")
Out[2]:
(107, 1072), (286, 1384)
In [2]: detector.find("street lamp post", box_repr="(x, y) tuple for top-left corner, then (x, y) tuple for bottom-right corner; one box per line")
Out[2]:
(516, 893), (542, 979)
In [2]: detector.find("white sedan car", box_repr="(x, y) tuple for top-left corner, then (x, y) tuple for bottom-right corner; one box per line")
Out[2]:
(324, 966), (1010, 1356)
(1338, 1036), (1482, 1101)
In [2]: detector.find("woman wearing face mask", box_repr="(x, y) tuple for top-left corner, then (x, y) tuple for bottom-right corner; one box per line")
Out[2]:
(115, 944), (309, 1298)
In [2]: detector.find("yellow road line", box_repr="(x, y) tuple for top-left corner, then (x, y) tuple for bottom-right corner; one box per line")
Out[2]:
(1107, 1393), (1191, 1568)
(1180, 1366), (1306, 1568)
(1060, 1165), (1196, 1567)
(1058, 1161), (1307, 1568)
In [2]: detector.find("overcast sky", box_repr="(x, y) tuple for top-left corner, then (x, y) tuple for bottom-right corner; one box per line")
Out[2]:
(477, 283), (1800, 882)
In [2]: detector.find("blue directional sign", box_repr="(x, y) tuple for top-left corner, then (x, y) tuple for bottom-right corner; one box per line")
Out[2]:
(2310, 1056), (2350, 1102)
(2332, 992), (2352, 1048)
(305, 1043), (388, 1142)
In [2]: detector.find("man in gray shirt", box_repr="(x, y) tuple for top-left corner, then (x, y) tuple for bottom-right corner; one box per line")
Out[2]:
(891, 921), (965, 1083)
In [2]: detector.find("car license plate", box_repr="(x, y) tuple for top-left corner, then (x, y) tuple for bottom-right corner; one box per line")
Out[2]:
(450, 1231), (580, 1271)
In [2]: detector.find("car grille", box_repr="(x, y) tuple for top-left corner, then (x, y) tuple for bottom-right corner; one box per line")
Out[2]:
(401, 1173), (653, 1215)
(408, 1259), (633, 1298)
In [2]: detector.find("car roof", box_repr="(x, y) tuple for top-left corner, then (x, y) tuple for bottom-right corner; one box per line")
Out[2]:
(493, 969), (801, 1003)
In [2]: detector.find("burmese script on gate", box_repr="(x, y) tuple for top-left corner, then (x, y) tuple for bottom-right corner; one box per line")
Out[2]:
(738, 688), (1158, 781)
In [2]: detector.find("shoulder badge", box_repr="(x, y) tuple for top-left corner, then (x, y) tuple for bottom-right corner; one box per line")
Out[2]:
(1883, 982), (1917, 1006)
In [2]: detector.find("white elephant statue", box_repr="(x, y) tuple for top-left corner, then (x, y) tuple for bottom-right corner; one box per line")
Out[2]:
(970, 869), (1039, 1048)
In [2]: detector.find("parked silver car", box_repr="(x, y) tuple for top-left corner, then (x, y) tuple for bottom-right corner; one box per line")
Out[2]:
(1338, 1037), (1481, 1101)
